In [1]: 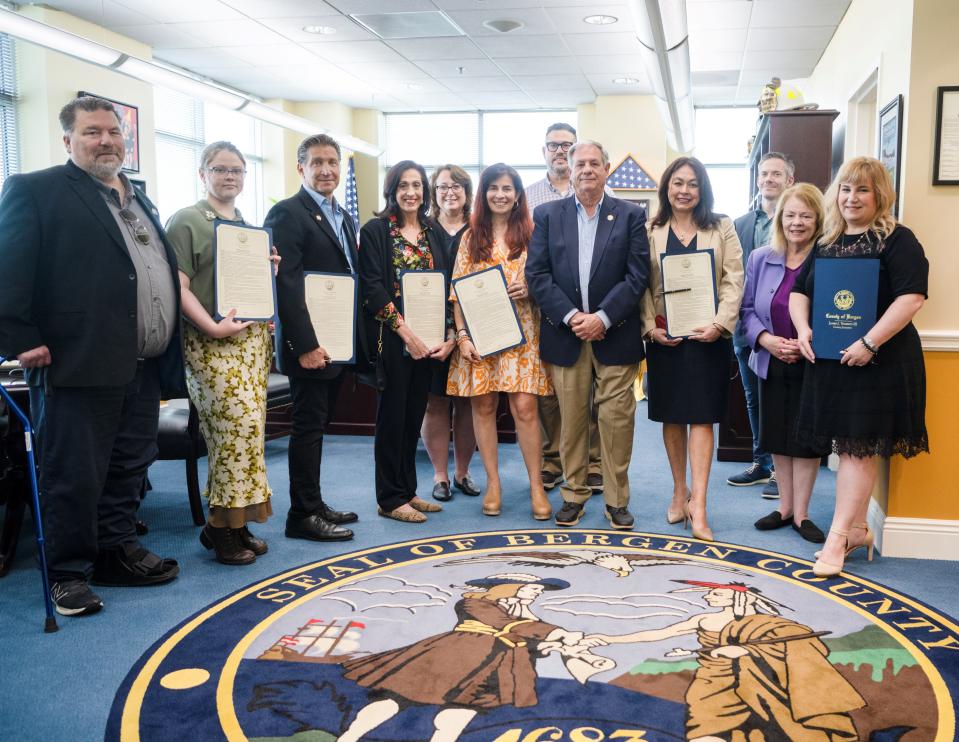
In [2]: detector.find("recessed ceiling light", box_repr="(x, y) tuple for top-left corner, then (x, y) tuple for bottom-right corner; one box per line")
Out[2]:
(584, 14), (618, 25)
(302, 25), (336, 35)
(612, 77), (641, 85)
(483, 19), (524, 33)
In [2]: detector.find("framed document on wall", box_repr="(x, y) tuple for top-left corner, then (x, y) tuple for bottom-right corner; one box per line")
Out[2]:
(878, 94), (903, 215)
(933, 86), (959, 185)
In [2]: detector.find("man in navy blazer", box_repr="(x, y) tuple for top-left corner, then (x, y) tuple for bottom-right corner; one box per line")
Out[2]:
(0, 97), (182, 616)
(526, 140), (650, 530)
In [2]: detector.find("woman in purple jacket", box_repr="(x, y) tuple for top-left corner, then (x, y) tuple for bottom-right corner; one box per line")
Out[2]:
(740, 183), (827, 543)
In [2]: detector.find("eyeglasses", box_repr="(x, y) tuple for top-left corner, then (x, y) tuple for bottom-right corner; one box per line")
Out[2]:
(118, 208), (151, 245)
(207, 167), (246, 177)
(545, 142), (574, 152)
(435, 183), (464, 193)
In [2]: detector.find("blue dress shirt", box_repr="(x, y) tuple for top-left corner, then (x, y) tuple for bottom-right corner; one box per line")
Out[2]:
(563, 195), (611, 329)
(304, 184), (353, 273)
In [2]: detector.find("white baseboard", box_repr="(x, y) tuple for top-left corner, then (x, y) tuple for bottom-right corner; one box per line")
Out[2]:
(880, 515), (959, 560)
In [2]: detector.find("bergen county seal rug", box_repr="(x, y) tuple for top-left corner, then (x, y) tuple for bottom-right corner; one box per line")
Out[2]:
(107, 529), (959, 742)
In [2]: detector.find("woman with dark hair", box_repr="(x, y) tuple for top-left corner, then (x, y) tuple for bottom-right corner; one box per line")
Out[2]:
(166, 140), (276, 564)
(447, 164), (552, 520)
(359, 160), (455, 523)
(640, 156), (744, 541)
(421, 165), (479, 503)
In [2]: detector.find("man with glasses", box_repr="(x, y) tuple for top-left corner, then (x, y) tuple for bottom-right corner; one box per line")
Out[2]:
(0, 96), (183, 616)
(264, 134), (359, 543)
(526, 123), (604, 497)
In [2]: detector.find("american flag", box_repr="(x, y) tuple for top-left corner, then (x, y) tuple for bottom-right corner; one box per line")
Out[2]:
(608, 155), (658, 191)
(345, 153), (360, 233)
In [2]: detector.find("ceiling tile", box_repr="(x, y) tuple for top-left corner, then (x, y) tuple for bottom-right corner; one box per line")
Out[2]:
(745, 25), (836, 51)
(115, 0), (245, 23)
(436, 0), (611, 8)
(749, 0), (850, 28)
(414, 58), (502, 77)
(512, 74), (591, 92)
(472, 34), (568, 58)
(563, 32), (642, 55)
(226, 44), (324, 66)
(529, 91), (597, 108)
(545, 5), (633, 34)
(109, 23), (208, 49)
(256, 15), (376, 43)
(436, 75), (519, 92)
(218, 0), (339, 19)
(304, 40), (406, 63)
(395, 92), (470, 111)
(586, 74), (651, 93)
(690, 50), (745, 72)
(692, 85), (740, 103)
(689, 28), (747, 53)
(323, 0), (437, 13)
(576, 54), (648, 76)
(44, 0), (157, 27)
(347, 60), (435, 82)
(388, 36), (484, 60)
(738, 68), (809, 87)
(155, 47), (253, 69)
(686, 1), (752, 30)
(462, 90), (536, 108)
(741, 49), (822, 71)
(444, 8), (555, 36)
(495, 56), (583, 75)
(167, 19), (287, 46)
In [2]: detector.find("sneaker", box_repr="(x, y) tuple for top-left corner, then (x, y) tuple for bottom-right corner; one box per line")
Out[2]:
(761, 472), (780, 499)
(555, 501), (584, 527)
(727, 463), (771, 487)
(605, 505), (634, 530)
(586, 472), (604, 495)
(541, 471), (562, 490)
(51, 580), (103, 617)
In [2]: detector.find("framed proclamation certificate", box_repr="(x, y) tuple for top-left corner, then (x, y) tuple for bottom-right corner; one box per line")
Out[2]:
(811, 257), (879, 360)
(304, 272), (357, 364)
(452, 265), (526, 358)
(400, 270), (446, 348)
(213, 221), (276, 322)
(660, 249), (718, 338)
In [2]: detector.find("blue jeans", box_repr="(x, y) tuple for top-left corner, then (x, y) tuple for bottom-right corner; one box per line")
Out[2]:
(734, 343), (772, 470)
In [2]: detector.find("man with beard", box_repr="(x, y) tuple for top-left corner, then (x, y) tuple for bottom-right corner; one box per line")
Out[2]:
(0, 96), (183, 616)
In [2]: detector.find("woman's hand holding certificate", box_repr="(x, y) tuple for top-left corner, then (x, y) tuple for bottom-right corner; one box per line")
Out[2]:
(660, 250), (718, 338)
(452, 266), (525, 358)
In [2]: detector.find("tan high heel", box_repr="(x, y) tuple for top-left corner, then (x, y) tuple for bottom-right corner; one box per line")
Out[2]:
(530, 489), (552, 521)
(813, 528), (850, 577)
(667, 489), (691, 524)
(815, 523), (875, 561)
(482, 489), (501, 516)
(684, 500), (713, 542)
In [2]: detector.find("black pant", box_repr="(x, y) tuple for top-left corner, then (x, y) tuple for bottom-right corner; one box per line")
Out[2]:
(29, 360), (160, 581)
(374, 334), (431, 511)
(288, 373), (344, 517)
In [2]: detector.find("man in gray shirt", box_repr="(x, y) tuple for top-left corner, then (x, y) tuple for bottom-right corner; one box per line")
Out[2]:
(0, 96), (184, 617)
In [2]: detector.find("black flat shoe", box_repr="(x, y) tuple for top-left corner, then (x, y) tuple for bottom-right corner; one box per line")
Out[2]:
(432, 481), (453, 501)
(453, 475), (481, 497)
(91, 544), (179, 586)
(793, 518), (826, 543)
(318, 503), (358, 525)
(754, 510), (792, 531)
(286, 514), (353, 542)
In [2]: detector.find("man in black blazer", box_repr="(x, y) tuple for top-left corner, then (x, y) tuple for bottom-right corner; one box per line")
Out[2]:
(264, 134), (358, 542)
(0, 96), (182, 616)
(526, 140), (650, 530)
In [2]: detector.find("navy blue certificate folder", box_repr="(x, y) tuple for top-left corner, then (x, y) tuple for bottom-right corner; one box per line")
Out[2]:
(811, 257), (879, 360)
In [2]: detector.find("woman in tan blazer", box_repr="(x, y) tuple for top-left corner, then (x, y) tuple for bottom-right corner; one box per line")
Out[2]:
(641, 157), (744, 541)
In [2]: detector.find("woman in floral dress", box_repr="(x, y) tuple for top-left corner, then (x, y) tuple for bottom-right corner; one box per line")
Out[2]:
(447, 163), (553, 520)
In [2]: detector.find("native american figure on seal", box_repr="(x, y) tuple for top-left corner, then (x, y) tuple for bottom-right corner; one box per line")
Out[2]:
(337, 572), (608, 742)
(585, 580), (866, 741)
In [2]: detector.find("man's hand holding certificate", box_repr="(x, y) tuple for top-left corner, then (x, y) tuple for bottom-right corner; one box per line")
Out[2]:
(304, 273), (356, 364)
(214, 222), (276, 321)
(660, 250), (718, 339)
(453, 265), (525, 358)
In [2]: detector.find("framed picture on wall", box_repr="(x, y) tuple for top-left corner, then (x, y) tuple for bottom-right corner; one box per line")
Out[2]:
(78, 91), (140, 173)
(933, 86), (959, 185)
(877, 94), (903, 216)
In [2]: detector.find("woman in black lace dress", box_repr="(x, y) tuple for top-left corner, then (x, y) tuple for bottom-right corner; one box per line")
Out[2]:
(790, 157), (928, 576)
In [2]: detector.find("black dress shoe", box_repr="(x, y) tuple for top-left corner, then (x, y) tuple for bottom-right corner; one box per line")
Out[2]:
(555, 501), (584, 527)
(286, 514), (353, 542)
(453, 475), (481, 497)
(200, 524), (256, 565)
(91, 543), (179, 586)
(432, 481), (453, 501)
(754, 510), (792, 531)
(318, 503), (358, 525)
(605, 505), (634, 530)
(792, 518), (826, 543)
(238, 525), (268, 556)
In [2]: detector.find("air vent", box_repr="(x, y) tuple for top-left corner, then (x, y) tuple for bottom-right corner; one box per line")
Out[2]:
(483, 19), (525, 33)
(350, 11), (464, 39)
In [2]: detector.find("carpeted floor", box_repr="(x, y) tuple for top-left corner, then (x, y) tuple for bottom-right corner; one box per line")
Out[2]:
(1, 407), (956, 741)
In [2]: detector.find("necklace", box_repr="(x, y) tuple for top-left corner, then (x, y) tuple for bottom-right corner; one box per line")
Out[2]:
(671, 218), (695, 244)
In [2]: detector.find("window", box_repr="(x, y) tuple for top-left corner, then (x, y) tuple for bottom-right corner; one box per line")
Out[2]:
(153, 87), (264, 225)
(0, 34), (19, 188)
(694, 107), (758, 218)
(384, 110), (576, 189)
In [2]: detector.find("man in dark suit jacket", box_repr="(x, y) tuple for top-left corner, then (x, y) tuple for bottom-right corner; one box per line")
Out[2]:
(526, 140), (650, 531)
(0, 96), (182, 617)
(264, 134), (359, 543)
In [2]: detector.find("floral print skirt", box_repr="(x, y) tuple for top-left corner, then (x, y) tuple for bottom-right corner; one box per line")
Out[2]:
(183, 321), (273, 527)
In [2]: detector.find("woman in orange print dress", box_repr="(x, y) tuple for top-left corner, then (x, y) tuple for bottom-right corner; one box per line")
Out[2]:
(447, 163), (553, 521)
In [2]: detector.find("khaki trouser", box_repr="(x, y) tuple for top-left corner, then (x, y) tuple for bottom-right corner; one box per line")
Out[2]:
(549, 343), (638, 508)
(538, 385), (601, 477)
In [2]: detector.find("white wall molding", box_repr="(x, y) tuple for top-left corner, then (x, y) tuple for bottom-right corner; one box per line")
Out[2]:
(920, 330), (959, 352)
(881, 515), (959, 560)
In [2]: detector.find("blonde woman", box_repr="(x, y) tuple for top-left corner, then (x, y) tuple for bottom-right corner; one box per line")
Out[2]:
(641, 157), (744, 542)
(740, 183), (828, 543)
(166, 141), (276, 565)
(790, 157), (928, 576)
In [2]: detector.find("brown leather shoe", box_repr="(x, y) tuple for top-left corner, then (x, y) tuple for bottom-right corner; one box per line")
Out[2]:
(199, 525), (256, 565)
(238, 525), (268, 555)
